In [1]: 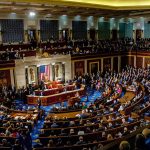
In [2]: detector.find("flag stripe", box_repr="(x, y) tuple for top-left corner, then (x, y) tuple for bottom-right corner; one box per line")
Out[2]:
(39, 65), (50, 81)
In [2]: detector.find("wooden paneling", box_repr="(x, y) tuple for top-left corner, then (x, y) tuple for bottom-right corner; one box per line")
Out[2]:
(74, 61), (85, 76)
(0, 69), (11, 86)
(128, 56), (134, 66)
(121, 56), (134, 69)
(72, 21), (87, 40)
(113, 57), (118, 72)
(1, 19), (24, 43)
(87, 59), (101, 74)
(0, 60), (15, 69)
(103, 58), (111, 72)
(136, 57), (143, 68)
(40, 20), (59, 41)
(145, 57), (150, 68)
(121, 56), (128, 69)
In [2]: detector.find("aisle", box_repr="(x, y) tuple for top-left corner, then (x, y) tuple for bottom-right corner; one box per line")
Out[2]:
(32, 88), (101, 146)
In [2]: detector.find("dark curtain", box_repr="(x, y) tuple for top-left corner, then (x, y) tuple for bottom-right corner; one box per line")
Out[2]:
(40, 20), (59, 41)
(98, 22), (110, 40)
(1, 19), (24, 43)
(72, 21), (87, 40)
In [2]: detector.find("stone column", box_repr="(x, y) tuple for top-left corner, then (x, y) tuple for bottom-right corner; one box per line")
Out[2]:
(10, 69), (15, 87)
(70, 30), (72, 40)
(37, 65), (40, 84)
(15, 60), (26, 88)
(24, 30), (28, 43)
(87, 30), (90, 40)
(118, 56), (121, 72)
(0, 31), (2, 43)
(111, 57), (114, 71)
(36, 19), (40, 43)
(134, 55), (136, 68)
(24, 19), (28, 43)
(101, 58), (103, 73)
(50, 64), (53, 81)
(59, 30), (62, 40)
(71, 61), (75, 79)
(143, 57), (145, 68)
(62, 63), (65, 82)
(35, 30), (40, 43)
(84, 60), (87, 74)
(95, 30), (98, 40)
(52, 64), (55, 81)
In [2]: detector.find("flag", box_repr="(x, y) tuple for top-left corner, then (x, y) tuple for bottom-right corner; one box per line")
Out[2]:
(39, 65), (50, 81)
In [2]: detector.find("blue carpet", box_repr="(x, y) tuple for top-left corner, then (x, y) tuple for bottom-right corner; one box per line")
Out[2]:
(120, 91), (125, 98)
(14, 88), (102, 146)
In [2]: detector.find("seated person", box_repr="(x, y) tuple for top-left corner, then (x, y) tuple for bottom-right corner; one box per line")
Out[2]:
(47, 139), (55, 148)
(119, 141), (130, 150)
(75, 136), (86, 145)
(78, 109), (90, 119)
(78, 129), (85, 135)
(33, 139), (43, 148)
(69, 128), (75, 135)
(51, 121), (59, 128)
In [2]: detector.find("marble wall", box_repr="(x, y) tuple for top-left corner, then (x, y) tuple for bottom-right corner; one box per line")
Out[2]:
(15, 55), (71, 88)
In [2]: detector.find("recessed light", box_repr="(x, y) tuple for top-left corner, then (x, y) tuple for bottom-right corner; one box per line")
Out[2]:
(29, 11), (36, 17)
(11, 12), (16, 14)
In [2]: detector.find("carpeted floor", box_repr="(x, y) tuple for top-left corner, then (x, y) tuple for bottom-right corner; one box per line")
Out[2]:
(14, 87), (127, 146)
(14, 88), (102, 146)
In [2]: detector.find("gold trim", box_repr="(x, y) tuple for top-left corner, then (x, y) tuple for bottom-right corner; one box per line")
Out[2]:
(3, 0), (150, 10)
(0, 67), (14, 71)
(144, 56), (150, 58)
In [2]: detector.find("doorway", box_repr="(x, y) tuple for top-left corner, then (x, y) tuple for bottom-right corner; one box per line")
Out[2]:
(89, 28), (96, 40)
(136, 29), (142, 40)
(62, 28), (69, 41)
(28, 29), (37, 48)
(28, 29), (36, 41)
(111, 29), (118, 40)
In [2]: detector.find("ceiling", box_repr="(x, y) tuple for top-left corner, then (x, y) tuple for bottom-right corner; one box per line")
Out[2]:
(0, 0), (150, 18)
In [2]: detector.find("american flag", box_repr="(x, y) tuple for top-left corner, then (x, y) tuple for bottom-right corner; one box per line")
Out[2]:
(39, 65), (50, 81)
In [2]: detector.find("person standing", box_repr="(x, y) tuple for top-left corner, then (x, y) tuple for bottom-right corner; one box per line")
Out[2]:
(37, 98), (41, 110)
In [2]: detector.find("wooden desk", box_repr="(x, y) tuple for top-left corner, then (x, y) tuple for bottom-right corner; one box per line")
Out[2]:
(27, 88), (85, 106)
(119, 91), (135, 103)
(47, 111), (81, 120)
(10, 112), (38, 121)
(34, 85), (75, 96)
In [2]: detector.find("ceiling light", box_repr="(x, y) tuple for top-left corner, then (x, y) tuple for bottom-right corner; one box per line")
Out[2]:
(29, 11), (36, 17)
(11, 12), (16, 15)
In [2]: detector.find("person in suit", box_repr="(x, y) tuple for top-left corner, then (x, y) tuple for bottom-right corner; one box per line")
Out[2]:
(51, 121), (59, 128)
(33, 139), (43, 148)
(37, 98), (41, 110)
(142, 128), (150, 150)
(119, 141), (130, 150)
(76, 136), (86, 145)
